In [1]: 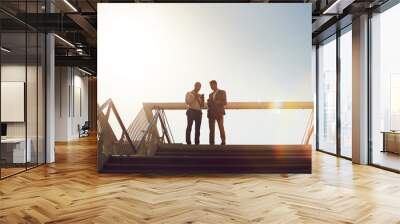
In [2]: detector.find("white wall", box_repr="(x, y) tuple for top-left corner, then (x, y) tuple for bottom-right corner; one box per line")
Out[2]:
(1, 65), (26, 138)
(1, 65), (42, 137)
(1, 64), (46, 163)
(55, 67), (89, 141)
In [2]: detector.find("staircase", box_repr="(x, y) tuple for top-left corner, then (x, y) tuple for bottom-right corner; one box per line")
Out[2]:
(102, 144), (311, 174)
(98, 100), (314, 174)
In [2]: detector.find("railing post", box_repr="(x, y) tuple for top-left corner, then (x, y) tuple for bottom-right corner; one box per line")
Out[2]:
(109, 101), (136, 153)
(158, 110), (172, 144)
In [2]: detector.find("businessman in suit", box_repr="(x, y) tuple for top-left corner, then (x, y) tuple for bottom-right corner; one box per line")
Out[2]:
(207, 80), (227, 145)
(185, 82), (205, 145)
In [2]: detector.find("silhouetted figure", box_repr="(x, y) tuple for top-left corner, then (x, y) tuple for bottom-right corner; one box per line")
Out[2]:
(185, 82), (204, 145)
(207, 80), (227, 145)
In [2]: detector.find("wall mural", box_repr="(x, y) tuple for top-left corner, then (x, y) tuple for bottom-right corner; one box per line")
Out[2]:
(97, 3), (313, 173)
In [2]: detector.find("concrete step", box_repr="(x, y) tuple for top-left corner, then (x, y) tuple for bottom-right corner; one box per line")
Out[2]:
(103, 144), (312, 174)
(103, 155), (311, 174)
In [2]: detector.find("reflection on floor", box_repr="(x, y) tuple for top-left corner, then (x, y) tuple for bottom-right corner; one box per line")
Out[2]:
(0, 167), (25, 178)
(0, 163), (42, 179)
(373, 151), (400, 171)
(0, 136), (400, 223)
(341, 148), (352, 158)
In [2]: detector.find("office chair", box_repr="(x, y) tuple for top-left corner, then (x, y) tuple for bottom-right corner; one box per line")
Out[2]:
(79, 121), (90, 138)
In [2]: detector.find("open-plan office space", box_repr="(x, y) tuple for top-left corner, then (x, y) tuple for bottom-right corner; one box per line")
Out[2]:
(1, 0), (400, 223)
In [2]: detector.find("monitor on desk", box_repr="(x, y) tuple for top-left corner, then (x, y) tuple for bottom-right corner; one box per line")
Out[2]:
(1, 123), (7, 138)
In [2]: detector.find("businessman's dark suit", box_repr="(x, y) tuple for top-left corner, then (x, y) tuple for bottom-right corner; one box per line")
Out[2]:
(207, 90), (227, 145)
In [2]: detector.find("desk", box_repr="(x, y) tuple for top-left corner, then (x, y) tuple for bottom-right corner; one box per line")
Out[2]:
(1, 138), (31, 163)
(382, 131), (400, 154)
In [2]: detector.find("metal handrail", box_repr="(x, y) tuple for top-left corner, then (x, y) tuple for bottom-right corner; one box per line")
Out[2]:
(98, 99), (313, 162)
(142, 101), (314, 145)
(162, 109), (175, 143)
(135, 108), (175, 155)
(136, 109), (160, 151)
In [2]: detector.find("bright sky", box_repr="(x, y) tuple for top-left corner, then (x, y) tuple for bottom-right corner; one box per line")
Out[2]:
(98, 3), (312, 144)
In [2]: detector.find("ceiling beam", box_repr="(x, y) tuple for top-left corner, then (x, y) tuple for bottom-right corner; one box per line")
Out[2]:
(67, 13), (97, 39)
(323, 0), (356, 14)
(55, 55), (96, 70)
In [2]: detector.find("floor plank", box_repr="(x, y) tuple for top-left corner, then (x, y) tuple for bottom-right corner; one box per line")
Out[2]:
(0, 135), (400, 224)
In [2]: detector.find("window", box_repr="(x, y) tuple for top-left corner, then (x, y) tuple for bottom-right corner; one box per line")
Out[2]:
(390, 74), (400, 130)
(371, 3), (400, 171)
(318, 35), (337, 154)
(339, 28), (352, 158)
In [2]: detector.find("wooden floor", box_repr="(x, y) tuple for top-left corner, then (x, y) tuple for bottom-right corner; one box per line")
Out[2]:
(373, 151), (400, 171)
(1, 167), (26, 178)
(1, 136), (400, 224)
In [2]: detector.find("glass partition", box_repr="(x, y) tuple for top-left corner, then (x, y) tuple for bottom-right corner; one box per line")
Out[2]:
(38, 32), (46, 165)
(371, 3), (400, 171)
(339, 27), (352, 158)
(0, 2), (46, 179)
(27, 31), (38, 169)
(317, 35), (337, 154)
(1, 31), (28, 177)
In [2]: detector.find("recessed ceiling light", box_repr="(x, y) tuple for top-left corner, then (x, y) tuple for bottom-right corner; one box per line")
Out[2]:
(78, 67), (93, 76)
(54, 34), (75, 48)
(63, 0), (78, 12)
(323, 0), (354, 15)
(1, 47), (11, 53)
